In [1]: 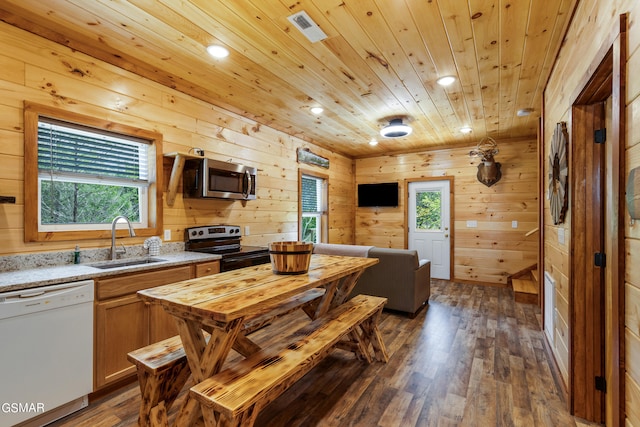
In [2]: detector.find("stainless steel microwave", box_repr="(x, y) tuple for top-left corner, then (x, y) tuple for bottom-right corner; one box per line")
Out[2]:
(183, 157), (257, 200)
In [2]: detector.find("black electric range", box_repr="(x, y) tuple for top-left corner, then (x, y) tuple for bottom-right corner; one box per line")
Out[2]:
(185, 225), (270, 272)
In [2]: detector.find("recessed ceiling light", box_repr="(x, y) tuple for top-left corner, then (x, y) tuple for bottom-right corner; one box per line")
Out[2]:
(517, 108), (534, 117)
(380, 118), (412, 138)
(460, 126), (473, 134)
(310, 107), (324, 115)
(369, 138), (378, 146)
(436, 76), (456, 86)
(206, 45), (229, 59)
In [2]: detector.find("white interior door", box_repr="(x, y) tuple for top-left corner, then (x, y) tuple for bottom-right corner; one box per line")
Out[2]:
(408, 180), (451, 279)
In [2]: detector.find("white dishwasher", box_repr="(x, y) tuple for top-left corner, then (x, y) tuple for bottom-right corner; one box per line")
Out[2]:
(0, 280), (94, 427)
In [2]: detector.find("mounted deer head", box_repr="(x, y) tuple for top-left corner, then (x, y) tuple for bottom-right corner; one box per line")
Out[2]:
(469, 137), (502, 187)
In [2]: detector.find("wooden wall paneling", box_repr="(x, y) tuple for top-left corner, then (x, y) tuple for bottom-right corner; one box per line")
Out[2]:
(627, 372), (640, 427)
(555, 310), (570, 379)
(609, 19), (626, 426)
(0, 22), (356, 255)
(545, 7), (640, 426)
(355, 139), (538, 285)
(628, 281), (640, 425)
(628, 325), (640, 387)
(565, 12), (626, 425)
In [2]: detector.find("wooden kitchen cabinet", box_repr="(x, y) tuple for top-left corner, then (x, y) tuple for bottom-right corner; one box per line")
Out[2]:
(148, 302), (178, 343)
(94, 265), (197, 390)
(194, 260), (220, 277)
(94, 293), (148, 389)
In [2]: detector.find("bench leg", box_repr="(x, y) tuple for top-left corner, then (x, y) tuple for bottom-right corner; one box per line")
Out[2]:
(347, 328), (373, 363)
(174, 393), (202, 427)
(337, 308), (388, 364)
(148, 401), (167, 427)
(136, 360), (191, 427)
(362, 308), (389, 363)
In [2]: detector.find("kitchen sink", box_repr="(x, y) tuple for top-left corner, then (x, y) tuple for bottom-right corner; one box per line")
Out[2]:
(89, 257), (167, 270)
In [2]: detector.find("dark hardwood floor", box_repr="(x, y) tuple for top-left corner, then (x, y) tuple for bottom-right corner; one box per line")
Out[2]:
(50, 280), (601, 427)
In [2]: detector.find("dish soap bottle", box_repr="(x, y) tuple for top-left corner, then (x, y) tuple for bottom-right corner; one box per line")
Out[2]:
(73, 245), (80, 264)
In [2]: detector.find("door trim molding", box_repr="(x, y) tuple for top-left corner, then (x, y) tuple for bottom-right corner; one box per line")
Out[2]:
(566, 13), (626, 426)
(404, 176), (454, 280)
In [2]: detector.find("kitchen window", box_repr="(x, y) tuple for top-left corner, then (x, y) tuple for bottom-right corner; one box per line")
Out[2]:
(24, 103), (163, 242)
(299, 170), (328, 243)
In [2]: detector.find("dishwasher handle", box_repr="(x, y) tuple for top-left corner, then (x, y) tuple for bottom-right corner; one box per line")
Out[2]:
(17, 290), (46, 298)
(0, 280), (94, 320)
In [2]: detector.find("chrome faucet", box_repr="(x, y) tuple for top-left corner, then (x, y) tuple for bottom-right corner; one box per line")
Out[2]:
(111, 216), (136, 260)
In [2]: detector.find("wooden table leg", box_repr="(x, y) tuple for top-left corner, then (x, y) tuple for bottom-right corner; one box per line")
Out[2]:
(312, 269), (366, 319)
(331, 270), (364, 308)
(232, 332), (262, 357)
(173, 316), (244, 426)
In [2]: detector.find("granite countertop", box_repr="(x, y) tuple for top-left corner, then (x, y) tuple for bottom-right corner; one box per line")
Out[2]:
(0, 251), (221, 294)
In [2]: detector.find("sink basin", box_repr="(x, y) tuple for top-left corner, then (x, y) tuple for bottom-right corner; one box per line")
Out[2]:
(89, 258), (167, 270)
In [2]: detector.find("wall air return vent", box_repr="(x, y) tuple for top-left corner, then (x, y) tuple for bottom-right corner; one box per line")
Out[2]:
(287, 11), (328, 43)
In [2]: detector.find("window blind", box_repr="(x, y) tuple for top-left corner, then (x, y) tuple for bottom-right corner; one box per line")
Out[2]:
(37, 118), (149, 183)
(301, 176), (319, 212)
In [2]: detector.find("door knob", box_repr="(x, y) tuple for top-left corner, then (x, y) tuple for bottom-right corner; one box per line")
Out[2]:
(444, 234), (449, 238)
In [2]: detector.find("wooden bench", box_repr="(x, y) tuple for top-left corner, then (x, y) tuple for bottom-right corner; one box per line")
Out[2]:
(127, 288), (325, 427)
(189, 294), (388, 427)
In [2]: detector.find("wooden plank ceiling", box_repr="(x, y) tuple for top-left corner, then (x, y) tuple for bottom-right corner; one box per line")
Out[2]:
(0, 0), (577, 158)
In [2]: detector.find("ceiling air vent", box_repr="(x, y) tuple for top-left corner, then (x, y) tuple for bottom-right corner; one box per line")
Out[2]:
(287, 11), (328, 43)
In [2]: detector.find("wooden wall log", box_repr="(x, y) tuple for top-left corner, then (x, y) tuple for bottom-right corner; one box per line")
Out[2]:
(354, 139), (538, 285)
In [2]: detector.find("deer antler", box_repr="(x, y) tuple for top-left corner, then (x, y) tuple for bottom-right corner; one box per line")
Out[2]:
(469, 137), (499, 161)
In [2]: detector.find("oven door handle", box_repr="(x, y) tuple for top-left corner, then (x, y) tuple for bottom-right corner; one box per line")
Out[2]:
(224, 253), (269, 263)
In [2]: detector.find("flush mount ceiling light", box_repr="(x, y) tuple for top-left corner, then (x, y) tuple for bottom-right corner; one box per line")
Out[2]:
(206, 44), (229, 59)
(369, 138), (378, 146)
(436, 75), (456, 86)
(380, 118), (412, 138)
(517, 108), (534, 117)
(460, 126), (473, 134)
(310, 106), (324, 115)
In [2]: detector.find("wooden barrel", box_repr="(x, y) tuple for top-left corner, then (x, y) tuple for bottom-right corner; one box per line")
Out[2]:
(269, 241), (313, 275)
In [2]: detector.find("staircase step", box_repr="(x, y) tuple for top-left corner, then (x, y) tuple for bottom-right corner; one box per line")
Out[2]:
(531, 269), (539, 283)
(512, 278), (538, 305)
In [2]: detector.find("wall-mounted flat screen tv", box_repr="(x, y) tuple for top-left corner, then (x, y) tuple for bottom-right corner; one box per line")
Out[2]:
(357, 182), (398, 207)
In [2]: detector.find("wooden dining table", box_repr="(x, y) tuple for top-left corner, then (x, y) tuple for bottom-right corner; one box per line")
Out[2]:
(137, 253), (379, 426)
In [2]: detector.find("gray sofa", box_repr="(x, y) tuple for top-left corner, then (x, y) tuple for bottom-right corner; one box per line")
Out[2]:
(312, 243), (431, 317)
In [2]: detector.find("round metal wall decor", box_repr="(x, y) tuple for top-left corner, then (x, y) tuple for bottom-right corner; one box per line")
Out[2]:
(549, 122), (568, 224)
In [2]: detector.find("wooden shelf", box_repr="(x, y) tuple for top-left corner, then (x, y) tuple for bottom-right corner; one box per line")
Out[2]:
(164, 152), (203, 207)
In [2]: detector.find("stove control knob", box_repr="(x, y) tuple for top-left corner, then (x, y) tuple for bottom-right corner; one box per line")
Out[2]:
(198, 230), (204, 236)
(191, 231), (198, 237)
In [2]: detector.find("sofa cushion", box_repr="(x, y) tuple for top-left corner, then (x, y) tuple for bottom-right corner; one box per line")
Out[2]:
(368, 247), (419, 270)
